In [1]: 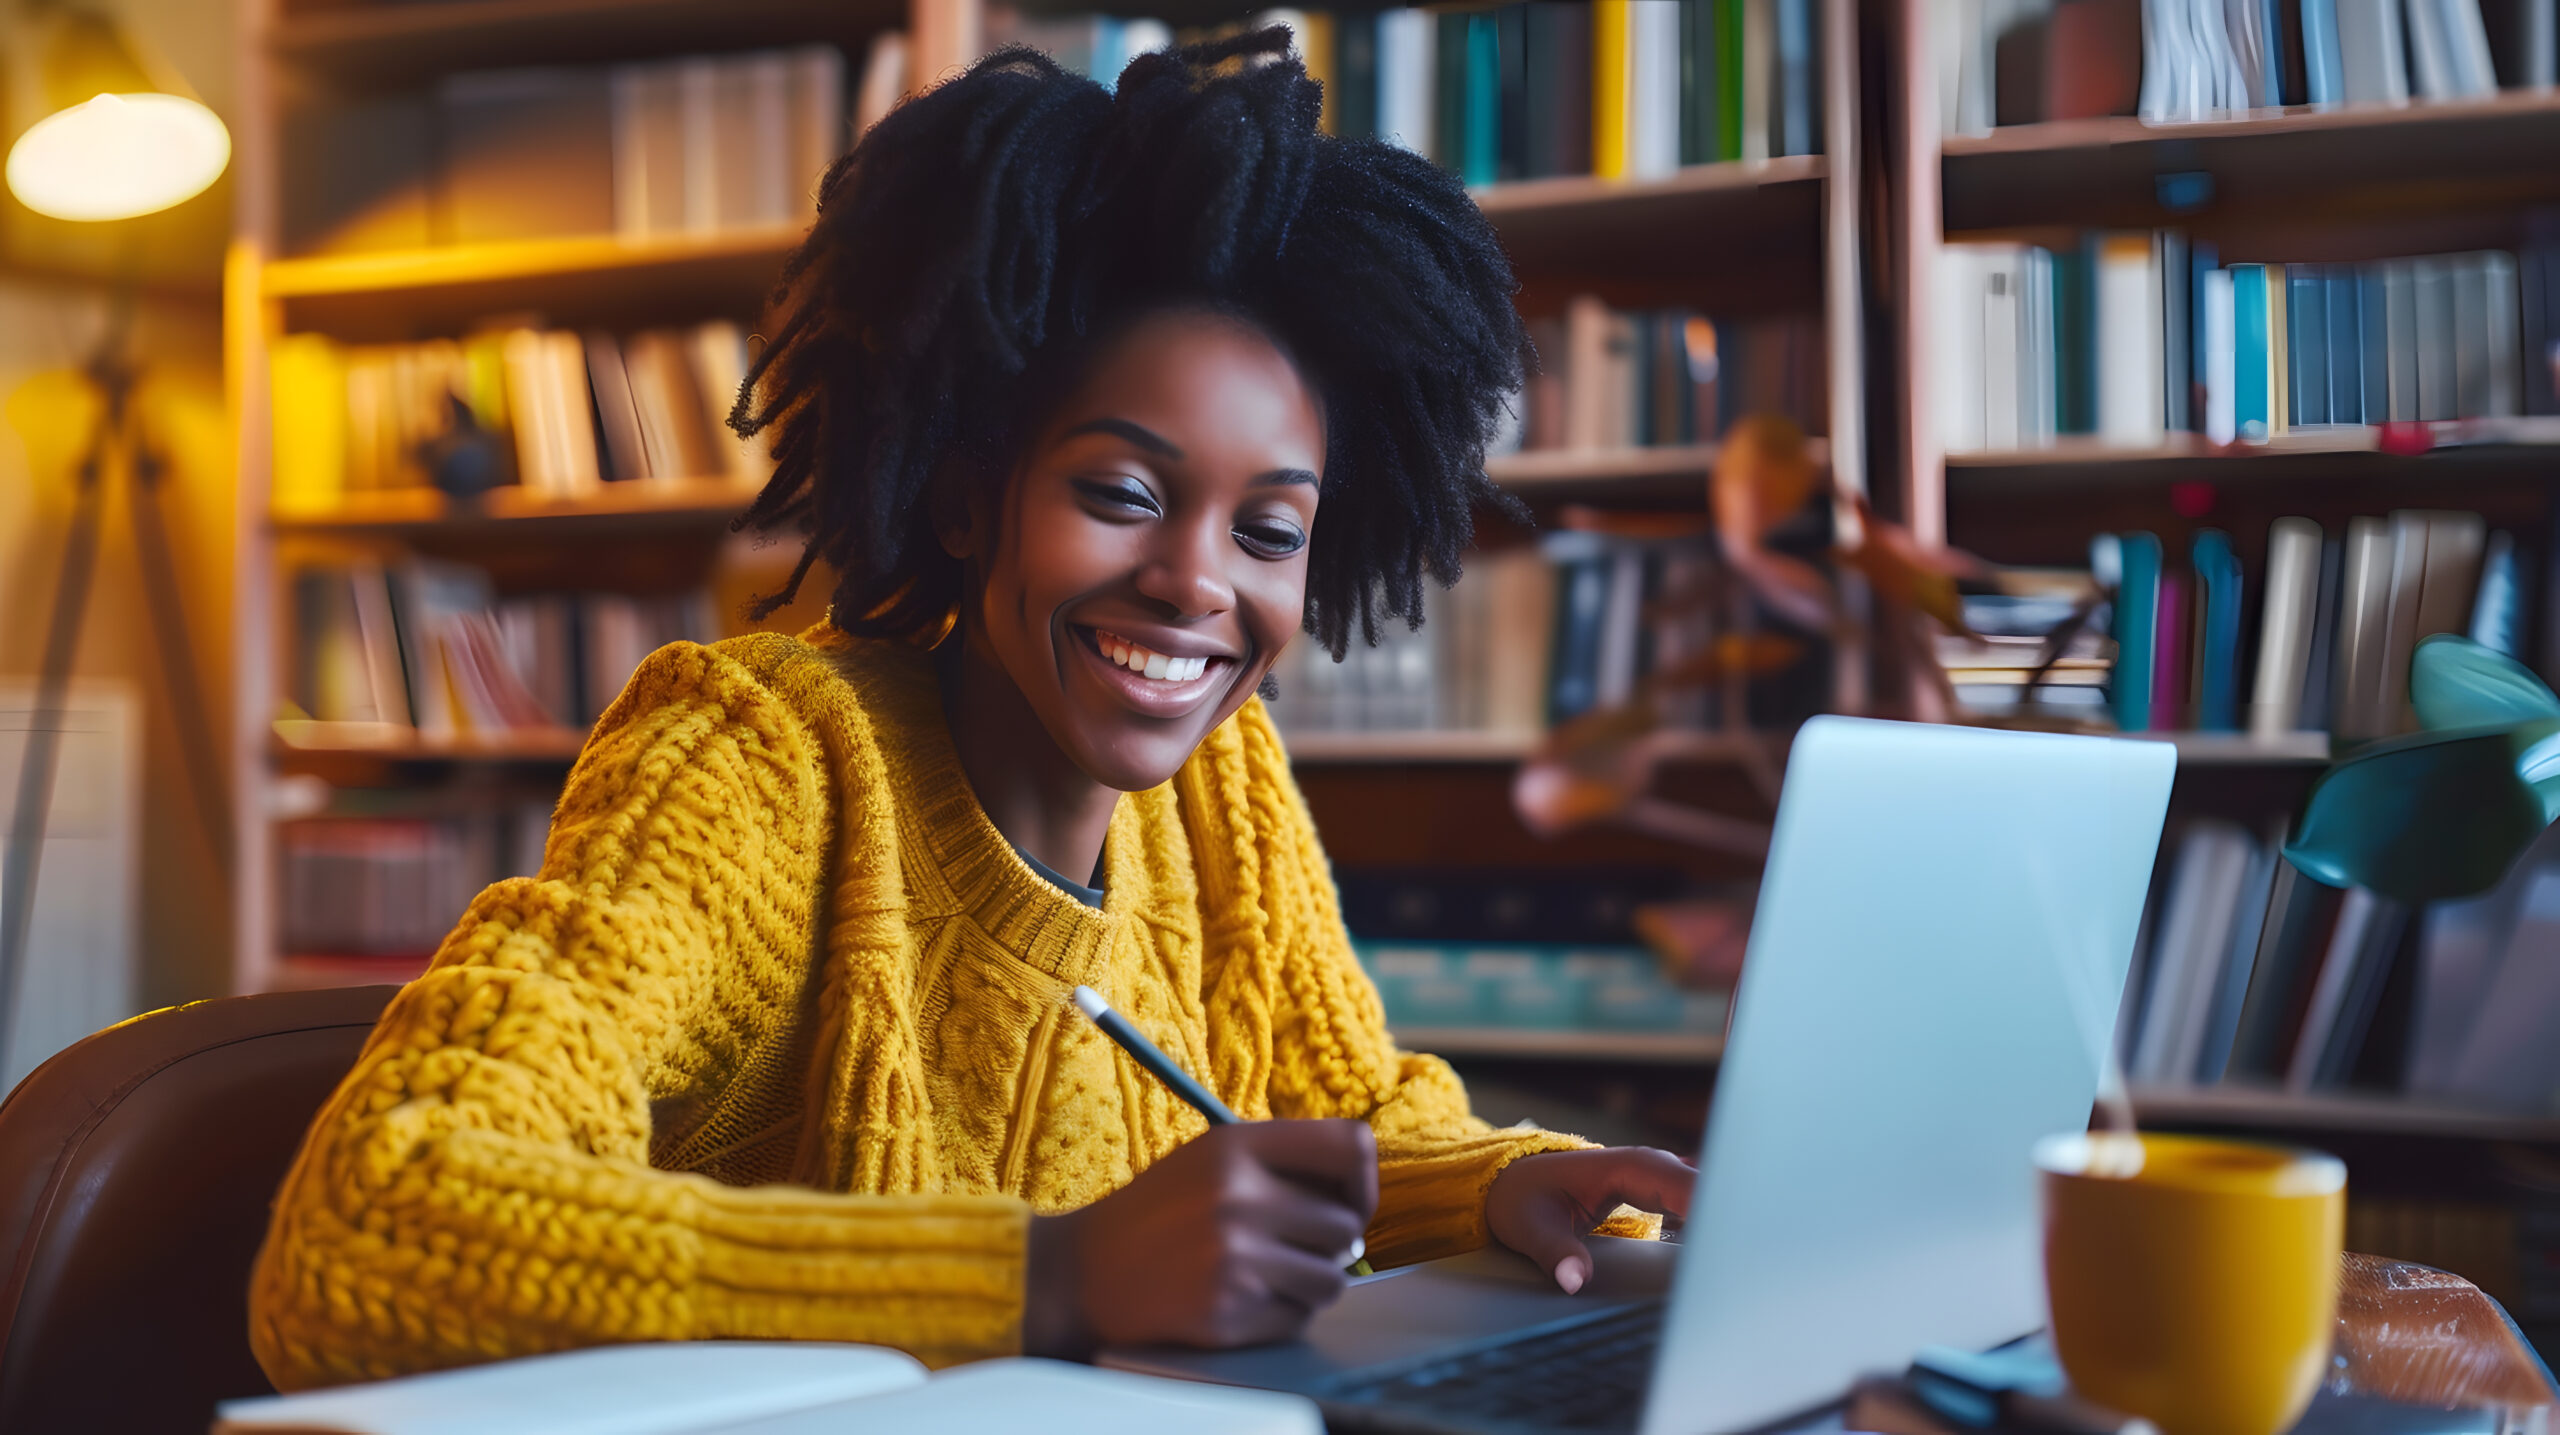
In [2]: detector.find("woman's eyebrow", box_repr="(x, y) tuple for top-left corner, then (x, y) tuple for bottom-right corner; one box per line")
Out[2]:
(1251, 468), (1319, 487)
(1061, 417), (1184, 459)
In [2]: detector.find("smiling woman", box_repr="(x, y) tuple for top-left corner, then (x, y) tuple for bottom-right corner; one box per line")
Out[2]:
(246, 29), (1692, 1393)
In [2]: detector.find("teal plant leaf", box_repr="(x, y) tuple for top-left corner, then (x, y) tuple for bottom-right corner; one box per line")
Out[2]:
(2410, 633), (2560, 731)
(2284, 635), (2560, 903)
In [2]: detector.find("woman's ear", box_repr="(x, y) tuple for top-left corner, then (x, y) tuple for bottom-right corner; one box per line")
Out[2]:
(929, 469), (984, 562)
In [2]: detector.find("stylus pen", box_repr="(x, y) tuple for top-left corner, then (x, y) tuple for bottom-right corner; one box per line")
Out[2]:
(1070, 984), (1372, 1274)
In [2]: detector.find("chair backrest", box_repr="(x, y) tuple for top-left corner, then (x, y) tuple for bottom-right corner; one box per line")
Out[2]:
(0, 984), (395, 1432)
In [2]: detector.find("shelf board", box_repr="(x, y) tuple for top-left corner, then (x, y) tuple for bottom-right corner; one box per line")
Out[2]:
(272, 475), (759, 537)
(1942, 93), (2560, 232)
(1283, 728), (1775, 765)
(1945, 422), (2560, 490)
(269, 0), (898, 89)
(272, 722), (590, 764)
(1477, 156), (1827, 292)
(1484, 440), (1830, 502)
(1394, 1025), (1724, 1065)
(263, 229), (804, 340)
(2130, 1085), (2560, 1143)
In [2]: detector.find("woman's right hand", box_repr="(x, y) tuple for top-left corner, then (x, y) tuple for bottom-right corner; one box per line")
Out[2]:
(1022, 1118), (1379, 1358)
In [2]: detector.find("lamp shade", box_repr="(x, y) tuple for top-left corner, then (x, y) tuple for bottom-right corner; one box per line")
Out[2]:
(7, 92), (229, 222)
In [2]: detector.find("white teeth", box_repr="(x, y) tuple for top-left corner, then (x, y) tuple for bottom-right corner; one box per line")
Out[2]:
(1096, 631), (1214, 683)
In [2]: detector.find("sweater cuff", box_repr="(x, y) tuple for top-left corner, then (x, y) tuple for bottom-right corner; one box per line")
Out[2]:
(690, 1183), (1032, 1367)
(1367, 1127), (1593, 1269)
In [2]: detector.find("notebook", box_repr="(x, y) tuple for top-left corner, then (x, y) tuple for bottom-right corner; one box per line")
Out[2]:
(213, 1343), (1321, 1435)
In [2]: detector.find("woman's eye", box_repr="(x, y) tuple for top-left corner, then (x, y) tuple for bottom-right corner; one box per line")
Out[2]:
(1235, 520), (1307, 558)
(1072, 478), (1161, 516)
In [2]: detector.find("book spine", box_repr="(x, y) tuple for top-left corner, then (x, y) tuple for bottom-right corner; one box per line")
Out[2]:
(2114, 532), (2163, 732)
(2205, 267), (2238, 444)
(2195, 529), (2245, 732)
(1592, 0), (1634, 178)
(2233, 264), (2271, 440)
(2303, 0), (2346, 102)
(1463, 11), (1501, 186)
(2251, 518), (2324, 738)
(2290, 266), (2330, 427)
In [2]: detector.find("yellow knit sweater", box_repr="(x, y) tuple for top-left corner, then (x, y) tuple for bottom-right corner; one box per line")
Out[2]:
(249, 626), (1592, 1390)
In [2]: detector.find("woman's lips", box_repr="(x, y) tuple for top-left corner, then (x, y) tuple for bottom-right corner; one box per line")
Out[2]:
(1072, 625), (1236, 718)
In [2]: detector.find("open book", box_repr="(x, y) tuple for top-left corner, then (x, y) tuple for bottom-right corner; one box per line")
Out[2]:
(213, 1343), (1320, 1435)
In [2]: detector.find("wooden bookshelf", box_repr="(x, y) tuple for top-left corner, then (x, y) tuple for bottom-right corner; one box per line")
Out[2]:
(2130, 1085), (2560, 1145)
(270, 0), (902, 87)
(1476, 156), (1828, 296)
(1484, 440), (1832, 502)
(270, 474), (760, 536)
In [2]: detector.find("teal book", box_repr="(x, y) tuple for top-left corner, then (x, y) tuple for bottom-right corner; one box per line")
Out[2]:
(2052, 244), (2096, 434)
(1679, 0), (1720, 165)
(2113, 532), (2162, 733)
(2232, 263), (2271, 440)
(1333, 12), (1378, 142)
(2193, 529), (2244, 731)
(1436, 10), (1469, 174)
(1464, 11), (1501, 188)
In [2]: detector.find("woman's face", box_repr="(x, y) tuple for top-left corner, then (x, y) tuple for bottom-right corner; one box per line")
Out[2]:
(953, 308), (1324, 792)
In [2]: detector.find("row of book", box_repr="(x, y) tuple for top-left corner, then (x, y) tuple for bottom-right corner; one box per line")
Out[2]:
(1935, 0), (2552, 135)
(286, 43), (879, 255)
(1500, 301), (1827, 453)
(1356, 942), (1729, 1034)
(1262, 524), (1825, 737)
(287, 560), (721, 742)
(1968, 509), (2528, 738)
(1936, 236), (2535, 453)
(1008, 0), (1821, 183)
(279, 804), (553, 961)
(270, 320), (765, 510)
(2117, 814), (2560, 1114)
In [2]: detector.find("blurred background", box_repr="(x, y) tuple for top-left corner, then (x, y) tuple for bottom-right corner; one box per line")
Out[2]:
(1, 0), (2556, 1362)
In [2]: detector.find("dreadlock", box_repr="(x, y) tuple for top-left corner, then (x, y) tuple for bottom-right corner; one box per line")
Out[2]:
(733, 27), (1529, 658)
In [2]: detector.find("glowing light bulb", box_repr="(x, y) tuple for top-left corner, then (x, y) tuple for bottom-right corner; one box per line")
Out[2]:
(7, 92), (230, 223)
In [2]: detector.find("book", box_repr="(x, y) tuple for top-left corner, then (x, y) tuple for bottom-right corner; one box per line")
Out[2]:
(2194, 826), (2282, 1083)
(2337, 0), (2413, 102)
(438, 66), (616, 244)
(2249, 518), (2324, 738)
(1591, 0), (1633, 177)
(1378, 8), (1436, 157)
(2285, 886), (2406, 1090)
(2192, 529), (2244, 732)
(2096, 232), (2165, 445)
(2111, 532), (2162, 732)
(2131, 820), (2255, 1085)
(2333, 516), (2395, 742)
(215, 1345), (1320, 1435)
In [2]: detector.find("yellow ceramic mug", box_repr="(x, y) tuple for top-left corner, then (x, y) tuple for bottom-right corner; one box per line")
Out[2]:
(2035, 1131), (2346, 1435)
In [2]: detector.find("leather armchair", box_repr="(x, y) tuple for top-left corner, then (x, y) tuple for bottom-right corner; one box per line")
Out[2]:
(0, 984), (395, 1432)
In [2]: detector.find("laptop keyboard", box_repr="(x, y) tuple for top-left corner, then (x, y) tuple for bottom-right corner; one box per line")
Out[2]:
(1326, 1302), (1665, 1433)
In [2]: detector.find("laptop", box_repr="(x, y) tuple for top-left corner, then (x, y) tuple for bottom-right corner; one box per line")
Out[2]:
(1104, 717), (2178, 1435)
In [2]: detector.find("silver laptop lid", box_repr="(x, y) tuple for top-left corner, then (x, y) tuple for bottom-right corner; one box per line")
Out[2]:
(1643, 718), (2174, 1435)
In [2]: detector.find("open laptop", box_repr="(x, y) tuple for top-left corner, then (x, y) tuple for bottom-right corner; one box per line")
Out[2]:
(1105, 717), (2178, 1434)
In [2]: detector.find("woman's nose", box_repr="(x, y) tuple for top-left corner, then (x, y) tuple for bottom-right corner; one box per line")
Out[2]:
(1133, 518), (1237, 617)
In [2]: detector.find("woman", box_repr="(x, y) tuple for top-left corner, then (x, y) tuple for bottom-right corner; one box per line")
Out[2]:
(250, 31), (1691, 1389)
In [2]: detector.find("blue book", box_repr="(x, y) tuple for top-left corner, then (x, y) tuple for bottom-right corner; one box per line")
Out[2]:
(2290, 268), (2328, 426)
(2188, 241), (2219, 432)
(2232, 265), (2272, 439)
(2113, 533), (2163, 733)
(2470, 531), (2523, 656)
(2259, 0), (2287, 103)
(2327, 265), (2361, 423)
(2302, 0), (2345, 103)
(2358, 267), (2390, 423)
(2193, 529), (2244, 732)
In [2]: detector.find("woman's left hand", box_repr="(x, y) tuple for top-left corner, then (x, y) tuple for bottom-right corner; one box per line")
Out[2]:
(1484, 1147), (1696, 1294)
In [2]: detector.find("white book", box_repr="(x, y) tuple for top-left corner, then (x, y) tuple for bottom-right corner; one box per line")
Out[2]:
(2138, 0), (2185, 121)
(1936, 246), (1988, 454)
(2225, 0), (2270, 106)
(689, 319), (773, 485)
(1630, 0), (1682, 179)
(2445, 0), (2500, 93)
(2483, 251), (2521, 417)
(216, 1346), (1319, 1435)
(546, 330), (603, 496)
(1983, 250), (2024, 451)
(2201, 0), (2252, 109)
(2337, 0), (2413, 103)
(2097, 233), (2166, 446)
(1376, 9), (1435, 158)
(1593, 546), (1648, 708)
(676, 57), (721, 232)
(2204, 267), (2237, 444)
(2408, 0), (2462, 98)
(741, 51), (795, 227)
(2249, 517), (2324, 738)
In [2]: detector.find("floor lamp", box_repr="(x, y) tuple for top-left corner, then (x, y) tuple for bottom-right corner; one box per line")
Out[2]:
(0, 10), (230, 1078)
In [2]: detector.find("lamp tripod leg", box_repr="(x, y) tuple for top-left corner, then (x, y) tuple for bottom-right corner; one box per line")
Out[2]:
(0, 418), (114, 1082)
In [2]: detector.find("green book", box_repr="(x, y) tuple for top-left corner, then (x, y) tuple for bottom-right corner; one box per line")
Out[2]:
(2052, 243), (2096, 435)
(1333, 12), (1378, 142)
(1436, 10), (1470, 174)
(1714, 0), (1744, 163)
(1464, 11), (1501, 188)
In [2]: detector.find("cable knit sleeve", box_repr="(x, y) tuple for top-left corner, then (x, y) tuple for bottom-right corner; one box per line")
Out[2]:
(248, 642), (1029, 1392)
(1186, 700), (1593, 1272)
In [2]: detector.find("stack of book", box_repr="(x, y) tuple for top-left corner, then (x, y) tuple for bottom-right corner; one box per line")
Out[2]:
(1506, 299), (1826, 453)
(1263, 520), (1828, 740)
(270, 320), (766, 512)
(285, 559), (720, 744)
(278, 803), (554, 965)
(1932, 0), (2547, 134)
(1339, 867), (1728, 1038)
(2119, 814), (2560, 1114)
(1937, 235), (2536, 453)
(284, 46), (846, 254)
(1006, 0), (1824, 183)
(1939, 578), (2111, 721)
(2093, 511), (2522, 739)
